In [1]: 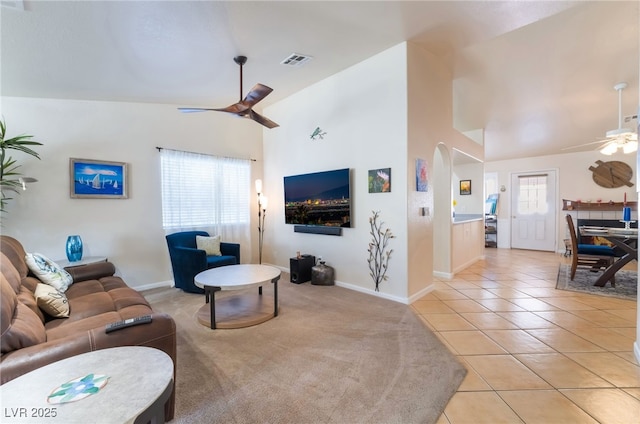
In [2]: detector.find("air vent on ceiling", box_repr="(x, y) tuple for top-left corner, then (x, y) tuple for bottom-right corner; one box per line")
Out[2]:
(280, 53), (313, 67)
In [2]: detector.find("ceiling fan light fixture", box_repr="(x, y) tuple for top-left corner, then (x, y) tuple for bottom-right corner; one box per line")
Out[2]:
(623, 140), (638, 154)
(600, 143), (618, 155)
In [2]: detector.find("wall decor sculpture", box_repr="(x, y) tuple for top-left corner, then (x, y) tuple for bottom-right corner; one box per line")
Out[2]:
(367, 210), (394, 292)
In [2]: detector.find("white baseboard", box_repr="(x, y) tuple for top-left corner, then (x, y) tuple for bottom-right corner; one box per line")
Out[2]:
(433, 271), (453, 280)
(135, 280), (174, 292)
(334, 280), (408, 304)
(407, 284), (435, 304)
(266, 263), (433, 305)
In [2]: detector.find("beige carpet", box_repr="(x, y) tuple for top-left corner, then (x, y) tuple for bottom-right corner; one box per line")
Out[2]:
(144, 276), (466, 424)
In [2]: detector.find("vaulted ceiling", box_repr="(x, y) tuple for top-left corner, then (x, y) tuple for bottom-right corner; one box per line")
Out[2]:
(1, 1), (638, 161)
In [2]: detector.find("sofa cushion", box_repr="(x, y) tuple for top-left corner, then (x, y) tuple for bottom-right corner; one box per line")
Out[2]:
(1, 252), (44, 323)
(1, 252), (22, 295)
(34, 283), (70, 318)
(1, 275), (47, 354)
(25, 253), (73, 292)
(196, 235), (222, 256)
(18, 279), (45, 323)
(45, 277), (152, 330)
(0, 236), (29, 279)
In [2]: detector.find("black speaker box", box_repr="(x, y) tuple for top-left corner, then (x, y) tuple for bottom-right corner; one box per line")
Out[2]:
(290, 255), (315, 284)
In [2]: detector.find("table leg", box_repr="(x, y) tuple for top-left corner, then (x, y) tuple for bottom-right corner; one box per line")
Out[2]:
(593, 238), (637, 287)
(206, 287), (221, 329)
(272, 276), (279, 317)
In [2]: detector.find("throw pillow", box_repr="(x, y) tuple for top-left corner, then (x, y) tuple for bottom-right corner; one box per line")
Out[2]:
(25, 253), (73, 292)
(196, 235), (222, 256)
(34, 283), (70, 318)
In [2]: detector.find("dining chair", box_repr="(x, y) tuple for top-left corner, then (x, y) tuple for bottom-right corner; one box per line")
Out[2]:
(565, 214), (616, 286)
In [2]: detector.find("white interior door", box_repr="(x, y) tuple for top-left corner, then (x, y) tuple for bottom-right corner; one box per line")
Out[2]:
(510, 171), (557, 251)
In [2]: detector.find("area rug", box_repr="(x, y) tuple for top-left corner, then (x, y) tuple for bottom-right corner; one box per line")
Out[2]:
(144, 276), (466, 424)
(556, 264), (637, 300)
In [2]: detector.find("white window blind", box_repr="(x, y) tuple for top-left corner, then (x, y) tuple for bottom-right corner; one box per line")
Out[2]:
(160, 149), (250, 237)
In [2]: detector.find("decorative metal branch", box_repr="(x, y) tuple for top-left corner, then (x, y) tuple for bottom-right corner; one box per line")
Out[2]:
(367, 210), (394, 291)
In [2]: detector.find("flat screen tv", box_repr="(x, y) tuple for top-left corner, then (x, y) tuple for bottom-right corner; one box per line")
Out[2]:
(284, 168), (351, 228)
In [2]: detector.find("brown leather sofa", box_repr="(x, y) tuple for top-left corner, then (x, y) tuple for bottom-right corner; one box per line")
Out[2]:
(0, 235), (177, 420)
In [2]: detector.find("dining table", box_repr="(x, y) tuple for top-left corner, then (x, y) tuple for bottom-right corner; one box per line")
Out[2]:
(580, 225), (638, 287)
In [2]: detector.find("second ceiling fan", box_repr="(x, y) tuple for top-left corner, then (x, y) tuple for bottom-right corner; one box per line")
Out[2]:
(178, 56), (279, 129)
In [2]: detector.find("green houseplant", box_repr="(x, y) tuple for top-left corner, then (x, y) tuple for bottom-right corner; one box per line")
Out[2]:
(0, 119), (42, 213)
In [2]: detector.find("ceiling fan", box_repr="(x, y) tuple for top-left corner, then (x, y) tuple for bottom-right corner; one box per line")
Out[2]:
(563, 82), (638, 155)
(178, 56), (279, 129)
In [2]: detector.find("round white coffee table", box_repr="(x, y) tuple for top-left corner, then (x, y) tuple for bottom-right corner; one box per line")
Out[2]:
(0, 346), (173, 424)
(194, 264), (281, 329)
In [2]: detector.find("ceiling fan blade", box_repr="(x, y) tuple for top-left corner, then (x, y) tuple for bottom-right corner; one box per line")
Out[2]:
(178, 103), (251, 114)
(177, 107), (214, 113)
(561, 139), (612, 150)
(241, 84), (273, 107)
(247, 109), (279, 129)
(212, 103), (250, 114)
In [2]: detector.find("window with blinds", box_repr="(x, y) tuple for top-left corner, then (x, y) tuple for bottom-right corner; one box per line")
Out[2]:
(160, 149), (250, 230)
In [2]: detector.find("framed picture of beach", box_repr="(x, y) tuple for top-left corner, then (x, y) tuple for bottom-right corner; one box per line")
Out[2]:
(70, 158), (128, 199)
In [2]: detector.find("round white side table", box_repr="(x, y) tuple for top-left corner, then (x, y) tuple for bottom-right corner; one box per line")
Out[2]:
(0, 346), (173, 424)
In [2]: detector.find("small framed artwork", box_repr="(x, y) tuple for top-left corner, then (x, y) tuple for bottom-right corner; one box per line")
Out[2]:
(368, 168), (391, 193)
(70, 158), (128, 199)
(416, 158), (428, 192)
(459, 179), (471, 195)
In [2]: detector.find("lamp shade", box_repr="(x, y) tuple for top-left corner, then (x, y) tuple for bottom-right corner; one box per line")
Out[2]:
(261, 196), (268, 210)
(255, 179), (262, 193)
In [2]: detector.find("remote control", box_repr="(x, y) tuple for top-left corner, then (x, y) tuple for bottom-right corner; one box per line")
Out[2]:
(105, 315), (152, 333)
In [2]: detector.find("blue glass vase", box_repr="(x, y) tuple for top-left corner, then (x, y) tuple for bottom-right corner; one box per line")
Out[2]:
(66, 235), (83, 262)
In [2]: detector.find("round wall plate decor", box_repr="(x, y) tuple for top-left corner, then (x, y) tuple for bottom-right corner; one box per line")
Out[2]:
(588, 160), (634, 188)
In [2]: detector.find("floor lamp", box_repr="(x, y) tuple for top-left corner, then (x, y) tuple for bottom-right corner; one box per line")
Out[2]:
(256, 179), (268, 264)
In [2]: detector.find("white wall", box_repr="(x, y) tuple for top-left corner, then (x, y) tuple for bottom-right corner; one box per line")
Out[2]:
(0, 96), (263, 289)
(262, 44), (409, 301)
(260, 42), (486, 302)
(407, 43), (484, 281)
(485, 150), (636, 251)
(453, 162), (484, 215)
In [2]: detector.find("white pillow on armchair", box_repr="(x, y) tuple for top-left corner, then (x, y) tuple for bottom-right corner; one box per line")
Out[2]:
(196, 235), (222, 256)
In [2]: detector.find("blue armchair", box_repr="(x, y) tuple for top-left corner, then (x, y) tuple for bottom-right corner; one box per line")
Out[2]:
(165, 231), (240, 294)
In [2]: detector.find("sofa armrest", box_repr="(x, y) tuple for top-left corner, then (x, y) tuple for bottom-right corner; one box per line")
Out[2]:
(0, 312), (176, 384)
(65, 261), (116, 283)
(220, 242), (241, 263)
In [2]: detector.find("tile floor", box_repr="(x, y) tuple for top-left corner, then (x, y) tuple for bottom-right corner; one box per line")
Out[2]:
(411, 248), (639, 424)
